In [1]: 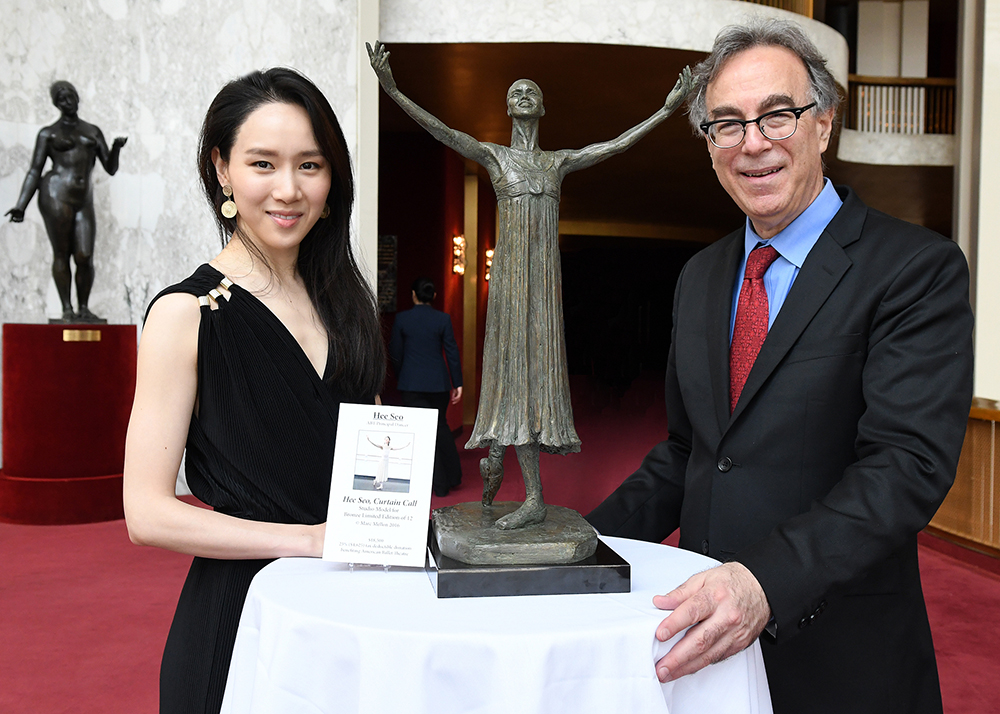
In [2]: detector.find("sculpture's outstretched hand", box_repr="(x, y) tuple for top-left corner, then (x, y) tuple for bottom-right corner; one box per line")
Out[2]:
(664, 66), (695, 116)
(5, 208), (24, 223)
(366, 40), (397, 93)
(363, 40), (497, 172)
(113, 137), (128, 150)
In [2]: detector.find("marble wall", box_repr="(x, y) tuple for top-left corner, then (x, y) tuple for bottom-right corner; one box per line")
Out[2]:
(0, 0), (360, 466)
(1, 0), (360, 326)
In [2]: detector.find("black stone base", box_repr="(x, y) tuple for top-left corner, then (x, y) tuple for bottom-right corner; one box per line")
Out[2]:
(426, 529), (630, 598)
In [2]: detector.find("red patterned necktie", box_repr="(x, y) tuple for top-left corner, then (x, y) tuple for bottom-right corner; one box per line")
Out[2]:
(730, 244), (780, 413)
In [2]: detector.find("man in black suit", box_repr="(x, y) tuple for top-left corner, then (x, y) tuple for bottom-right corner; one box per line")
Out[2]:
(390, 277), (464, 496)
(587, 18), (973, 714)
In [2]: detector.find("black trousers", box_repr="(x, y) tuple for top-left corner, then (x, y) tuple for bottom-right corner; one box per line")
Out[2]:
(400, 390), (463, 496)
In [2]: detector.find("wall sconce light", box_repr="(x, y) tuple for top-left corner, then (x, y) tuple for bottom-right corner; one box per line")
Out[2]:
(452, 235), (466, 275)
(485, 248), (494, 282)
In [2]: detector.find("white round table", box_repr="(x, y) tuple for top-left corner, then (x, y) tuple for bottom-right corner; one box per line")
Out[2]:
(221, 536), (772, 714)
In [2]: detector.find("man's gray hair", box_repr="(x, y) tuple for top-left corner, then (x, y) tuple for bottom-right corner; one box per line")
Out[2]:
(686, 17), (841, 134)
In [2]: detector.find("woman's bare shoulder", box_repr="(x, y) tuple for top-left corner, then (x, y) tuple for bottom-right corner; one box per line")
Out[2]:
(142, 293), (201, 349)
(146, 291), (201, 320)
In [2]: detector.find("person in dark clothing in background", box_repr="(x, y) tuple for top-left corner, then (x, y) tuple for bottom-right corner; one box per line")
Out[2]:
(390, 277), (464, 496)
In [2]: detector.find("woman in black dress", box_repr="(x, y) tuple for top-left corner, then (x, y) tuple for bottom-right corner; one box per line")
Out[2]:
(123, 68), (384, 714)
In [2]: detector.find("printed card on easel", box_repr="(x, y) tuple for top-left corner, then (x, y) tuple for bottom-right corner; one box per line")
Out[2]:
(323, 403), (437, 567)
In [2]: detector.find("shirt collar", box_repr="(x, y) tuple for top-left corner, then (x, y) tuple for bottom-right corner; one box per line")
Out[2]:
(743, 179), (842, 268)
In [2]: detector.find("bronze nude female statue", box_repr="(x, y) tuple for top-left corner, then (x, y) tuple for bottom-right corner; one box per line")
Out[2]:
(6, 81), (127, 323)
(368, 41), (692, 529)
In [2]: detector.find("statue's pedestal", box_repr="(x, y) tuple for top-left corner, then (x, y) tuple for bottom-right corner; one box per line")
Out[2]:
(426, 501), (630, 598)
(0, 324), (137, 524)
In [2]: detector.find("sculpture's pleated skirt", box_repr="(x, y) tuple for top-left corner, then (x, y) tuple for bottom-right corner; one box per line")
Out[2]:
(466, 190), (580, 455)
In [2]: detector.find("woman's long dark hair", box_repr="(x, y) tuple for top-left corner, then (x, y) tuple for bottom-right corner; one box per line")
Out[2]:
(197, 67), (385, 401)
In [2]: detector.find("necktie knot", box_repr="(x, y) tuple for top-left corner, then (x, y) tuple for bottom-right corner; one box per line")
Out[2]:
(745, 244), (779, 281)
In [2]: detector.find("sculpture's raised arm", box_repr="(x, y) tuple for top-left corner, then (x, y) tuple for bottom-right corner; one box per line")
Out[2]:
(367, 41), (499, 174)
(558, 66), (694, 176)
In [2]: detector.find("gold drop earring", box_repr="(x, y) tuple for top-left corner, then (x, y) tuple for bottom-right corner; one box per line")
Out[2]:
(221, 185), (238, 219)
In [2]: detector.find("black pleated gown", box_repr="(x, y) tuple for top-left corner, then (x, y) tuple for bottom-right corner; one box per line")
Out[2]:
(149, 265), (352, 714)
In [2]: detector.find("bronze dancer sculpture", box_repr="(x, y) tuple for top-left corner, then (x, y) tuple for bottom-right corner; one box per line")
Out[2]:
(369, 41), (692, 529)
(6, 80), (127, 323)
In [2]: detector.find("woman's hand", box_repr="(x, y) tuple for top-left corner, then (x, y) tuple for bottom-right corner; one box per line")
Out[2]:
(366, 40), (398, 93)
(5, 208), (24, 223)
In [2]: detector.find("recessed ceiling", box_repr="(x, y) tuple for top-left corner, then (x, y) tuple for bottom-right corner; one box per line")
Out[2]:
(377, 42), (953, 239)
(377, 42), (745, 235)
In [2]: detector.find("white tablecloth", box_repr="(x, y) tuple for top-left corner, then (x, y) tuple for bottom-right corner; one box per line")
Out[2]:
(221, 536), (772, 714)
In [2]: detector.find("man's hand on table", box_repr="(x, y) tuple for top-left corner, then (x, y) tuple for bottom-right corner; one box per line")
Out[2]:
(652, 561), (771, 682)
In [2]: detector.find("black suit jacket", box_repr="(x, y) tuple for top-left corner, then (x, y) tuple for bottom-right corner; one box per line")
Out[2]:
(389, 304), (462, 393)
(588, 187), (973, 714)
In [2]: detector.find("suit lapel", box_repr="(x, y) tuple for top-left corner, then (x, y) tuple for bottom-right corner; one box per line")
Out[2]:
(727, 187), (866, 427)
(708, 231), (745, 434)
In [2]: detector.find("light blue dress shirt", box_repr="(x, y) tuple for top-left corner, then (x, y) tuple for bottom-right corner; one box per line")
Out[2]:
(729, 179), (843, 342)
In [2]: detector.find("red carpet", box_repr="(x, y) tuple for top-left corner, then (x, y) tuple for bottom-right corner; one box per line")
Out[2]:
(0, 518), (188, 713)
(919, 542), (1000, 713)
(1, 373), (998, 713)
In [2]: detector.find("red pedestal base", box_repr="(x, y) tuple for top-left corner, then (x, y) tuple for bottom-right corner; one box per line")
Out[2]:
(1, 323), (137, 524)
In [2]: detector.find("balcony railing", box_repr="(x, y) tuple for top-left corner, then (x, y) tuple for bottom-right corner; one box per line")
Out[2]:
(742, 0), (813, 18)
(847, 74), (956, 135)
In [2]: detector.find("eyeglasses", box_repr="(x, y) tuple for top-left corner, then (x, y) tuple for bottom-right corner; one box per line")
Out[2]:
(700, 103), (817, 149)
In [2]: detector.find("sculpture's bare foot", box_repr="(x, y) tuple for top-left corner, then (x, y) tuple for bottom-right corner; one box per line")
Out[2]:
(61, 308), (76, 322)
(480, 456), (503, 506)
(494, 500), (546, 530)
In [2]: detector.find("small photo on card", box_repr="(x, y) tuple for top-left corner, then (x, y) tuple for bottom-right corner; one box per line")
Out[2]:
(353, 431), (415, 493)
